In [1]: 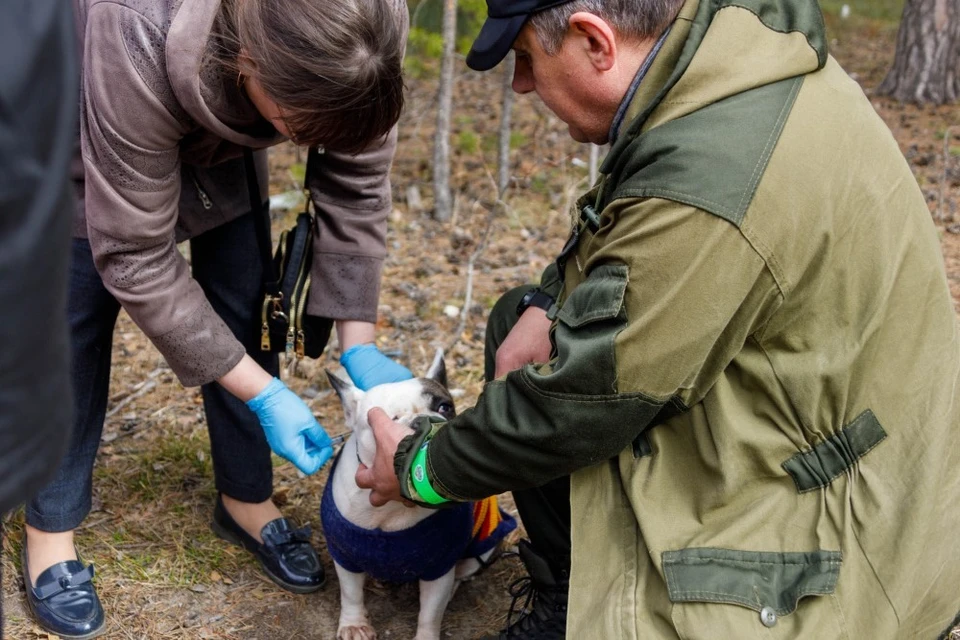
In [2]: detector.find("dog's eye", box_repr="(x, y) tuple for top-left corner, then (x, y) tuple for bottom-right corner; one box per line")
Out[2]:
(436, 402), (455, 418)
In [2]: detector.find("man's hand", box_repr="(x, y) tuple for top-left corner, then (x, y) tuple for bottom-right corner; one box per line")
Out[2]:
(495, 307), (553, 378)
(354, 407), (413, 507)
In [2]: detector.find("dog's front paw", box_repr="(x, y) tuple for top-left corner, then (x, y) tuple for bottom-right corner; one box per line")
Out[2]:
(337, 624), (377, 640)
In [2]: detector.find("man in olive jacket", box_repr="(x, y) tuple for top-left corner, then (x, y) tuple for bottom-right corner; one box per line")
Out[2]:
(358, 0), (960, 638)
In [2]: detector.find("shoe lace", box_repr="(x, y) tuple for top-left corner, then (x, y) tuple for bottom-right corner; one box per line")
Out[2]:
(495, 549), (567, 639)
(505, 575), (536, 632)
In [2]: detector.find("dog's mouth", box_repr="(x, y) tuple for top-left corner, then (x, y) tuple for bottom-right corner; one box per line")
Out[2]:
(390, 413), (433, 427)
(390, 414), (416, 426)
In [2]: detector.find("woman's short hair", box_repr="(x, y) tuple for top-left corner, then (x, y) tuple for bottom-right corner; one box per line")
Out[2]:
(529, 0), (684, 54)
(219, 0), (407, 153)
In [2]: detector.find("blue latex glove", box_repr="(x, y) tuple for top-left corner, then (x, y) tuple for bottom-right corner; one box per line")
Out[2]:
(246, 378), (333, 475)
(340, 343), (413, 391)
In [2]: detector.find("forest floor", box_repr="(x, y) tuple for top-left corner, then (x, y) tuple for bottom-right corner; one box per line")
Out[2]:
(4, 9), (960, 640)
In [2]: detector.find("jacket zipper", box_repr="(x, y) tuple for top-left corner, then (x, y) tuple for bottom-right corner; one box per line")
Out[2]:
(191, 175), (213, 210)
(294, 274), (311, 358)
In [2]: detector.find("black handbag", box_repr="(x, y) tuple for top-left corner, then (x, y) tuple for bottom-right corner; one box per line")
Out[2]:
(246, 149), (333, 361)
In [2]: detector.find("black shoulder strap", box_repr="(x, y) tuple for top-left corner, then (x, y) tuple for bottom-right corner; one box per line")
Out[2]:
(303, 145), (323, 217)
(245, 149), (280, 292)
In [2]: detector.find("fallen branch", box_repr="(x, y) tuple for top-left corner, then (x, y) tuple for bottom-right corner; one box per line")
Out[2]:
(447, 171), (507, 353)
(105, 367), (166, 419)
(445, 152), (589, 353)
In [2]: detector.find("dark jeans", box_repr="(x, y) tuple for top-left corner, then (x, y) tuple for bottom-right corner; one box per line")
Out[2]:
(26, 211), (279, 532)
(485, 286), (571, 577)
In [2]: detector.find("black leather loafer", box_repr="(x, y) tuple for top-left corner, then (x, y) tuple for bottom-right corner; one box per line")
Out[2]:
(211, 496), (324, 593)
(21, 542), (105, 640)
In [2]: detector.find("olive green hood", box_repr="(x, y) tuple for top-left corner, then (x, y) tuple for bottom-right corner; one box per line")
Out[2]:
(613, 0), (827, 148)
(597, 0), (829, 225)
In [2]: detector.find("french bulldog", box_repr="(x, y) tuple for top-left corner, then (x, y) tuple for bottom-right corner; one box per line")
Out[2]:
(322, 351), (515, 640)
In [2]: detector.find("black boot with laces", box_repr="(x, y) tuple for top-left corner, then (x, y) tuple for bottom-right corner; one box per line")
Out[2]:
(483, 540), (568, 639)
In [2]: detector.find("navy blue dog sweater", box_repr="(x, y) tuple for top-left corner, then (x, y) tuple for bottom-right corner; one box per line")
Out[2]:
(320, 451), (515, 583)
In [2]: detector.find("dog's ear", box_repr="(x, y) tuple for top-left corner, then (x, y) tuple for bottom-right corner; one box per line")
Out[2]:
(425, 348), (448, 389)
(325, 369), (363, 424)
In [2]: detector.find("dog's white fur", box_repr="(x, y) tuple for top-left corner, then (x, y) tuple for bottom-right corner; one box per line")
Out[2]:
(326, 351), (489, 640)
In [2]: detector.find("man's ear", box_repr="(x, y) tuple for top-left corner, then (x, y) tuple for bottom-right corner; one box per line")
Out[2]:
(568, 12), (617, 72)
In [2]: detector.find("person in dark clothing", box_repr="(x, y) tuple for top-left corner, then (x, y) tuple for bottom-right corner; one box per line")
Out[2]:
(0, 0), (78, 631)
(0, 0), (77, 537)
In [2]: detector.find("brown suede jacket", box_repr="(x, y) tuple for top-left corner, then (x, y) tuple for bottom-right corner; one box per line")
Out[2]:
(73, 0), (404, 386)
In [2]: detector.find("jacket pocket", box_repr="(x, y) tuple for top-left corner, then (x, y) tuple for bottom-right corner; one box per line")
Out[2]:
(553, 263), (664, 459)
(538, 263), (631, 399)
(556, 263), (629, 328)
(663, 547), (846, 639)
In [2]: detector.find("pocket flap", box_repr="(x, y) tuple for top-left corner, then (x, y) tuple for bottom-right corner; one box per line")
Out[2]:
(663, 547), (841, 616)
(556, 264), (629, 328)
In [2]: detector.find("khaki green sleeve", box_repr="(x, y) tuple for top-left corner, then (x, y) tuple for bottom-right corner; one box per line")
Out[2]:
(413, 199), (780, 501)
(538, 260), (563, 301)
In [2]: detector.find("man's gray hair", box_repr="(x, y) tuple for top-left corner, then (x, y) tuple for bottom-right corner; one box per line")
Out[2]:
(528, 0), (685, 54)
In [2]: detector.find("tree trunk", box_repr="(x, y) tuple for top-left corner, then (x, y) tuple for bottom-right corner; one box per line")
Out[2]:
(497, 52), (516, 199)
(432, 0), (457, 221)
(877, 0), (960, 104)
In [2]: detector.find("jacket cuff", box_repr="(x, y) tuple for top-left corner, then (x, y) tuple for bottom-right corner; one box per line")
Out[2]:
(306, 253), (383, 323)
(394, 415), (453, 508)
(149, 302), (246, 387)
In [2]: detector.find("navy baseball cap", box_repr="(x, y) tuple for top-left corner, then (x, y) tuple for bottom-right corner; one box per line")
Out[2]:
(466, 0), (574, 71)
